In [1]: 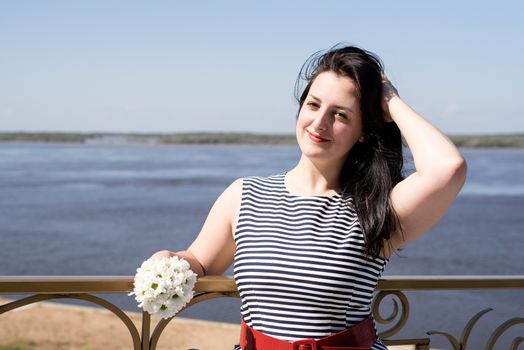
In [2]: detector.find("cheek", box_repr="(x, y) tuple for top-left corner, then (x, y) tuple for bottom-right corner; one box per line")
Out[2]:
(295, 112), (305, 137)
(297, 107), (306, 120)
(295, 110), (309, 128)
(335, 125), (362, 147)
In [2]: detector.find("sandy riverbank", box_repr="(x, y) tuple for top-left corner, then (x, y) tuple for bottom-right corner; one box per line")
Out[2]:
(1, 297), (428, 350)
(0, 297), (240, 350)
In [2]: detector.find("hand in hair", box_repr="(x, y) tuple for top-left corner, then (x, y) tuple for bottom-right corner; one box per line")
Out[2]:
(381, 73), (399, 123)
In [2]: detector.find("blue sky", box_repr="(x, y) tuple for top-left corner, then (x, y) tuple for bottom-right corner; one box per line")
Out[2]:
(1, 1), (523, 135)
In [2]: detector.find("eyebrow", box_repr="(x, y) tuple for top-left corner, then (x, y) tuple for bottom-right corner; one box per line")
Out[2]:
(308, 94), (354, 113)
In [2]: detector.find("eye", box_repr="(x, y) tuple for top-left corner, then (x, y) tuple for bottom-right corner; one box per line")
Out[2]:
(334, 111), (348, 119)
(306, 101), (320, 109)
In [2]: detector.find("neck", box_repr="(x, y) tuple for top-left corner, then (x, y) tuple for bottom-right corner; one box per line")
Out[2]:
(286, 156), (344, 196)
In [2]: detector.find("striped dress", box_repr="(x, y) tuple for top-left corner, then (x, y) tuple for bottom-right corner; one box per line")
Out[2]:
(233, 175), (389, 350)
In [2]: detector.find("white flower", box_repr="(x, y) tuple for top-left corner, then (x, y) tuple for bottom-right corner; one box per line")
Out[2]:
(129, 256), (197, 319)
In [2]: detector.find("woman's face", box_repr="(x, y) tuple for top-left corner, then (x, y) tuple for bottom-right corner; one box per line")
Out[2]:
(296, 71), (363, 167)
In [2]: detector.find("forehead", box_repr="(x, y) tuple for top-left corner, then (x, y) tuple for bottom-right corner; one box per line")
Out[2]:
(309, 71), (359, 104)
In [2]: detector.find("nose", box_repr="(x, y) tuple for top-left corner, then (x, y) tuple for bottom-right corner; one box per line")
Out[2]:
(311, 108), (330, 131)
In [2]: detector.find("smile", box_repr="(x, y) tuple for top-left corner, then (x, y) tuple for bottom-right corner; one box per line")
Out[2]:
(307, 130), (331, 143)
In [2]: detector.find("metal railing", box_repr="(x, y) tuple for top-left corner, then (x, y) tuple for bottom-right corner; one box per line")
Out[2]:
(1, 275), (523, 350)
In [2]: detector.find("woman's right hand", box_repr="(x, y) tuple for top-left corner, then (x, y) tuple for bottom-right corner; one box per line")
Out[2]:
(148, 249), (206, 276)
(149, 250), (176, 260)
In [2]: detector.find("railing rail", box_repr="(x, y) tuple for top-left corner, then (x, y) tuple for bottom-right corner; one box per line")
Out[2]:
(1, 275), (524, 350)
(2, 275), (524, 294)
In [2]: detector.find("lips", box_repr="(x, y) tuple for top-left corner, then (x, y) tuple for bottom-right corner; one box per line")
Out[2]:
(307, 130), (331, 143)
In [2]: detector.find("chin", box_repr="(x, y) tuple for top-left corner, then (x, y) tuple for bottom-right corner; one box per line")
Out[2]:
(299, 145), (332, 160)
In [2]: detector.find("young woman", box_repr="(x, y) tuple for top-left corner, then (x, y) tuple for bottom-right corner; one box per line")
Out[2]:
(150, 45), (467, 349)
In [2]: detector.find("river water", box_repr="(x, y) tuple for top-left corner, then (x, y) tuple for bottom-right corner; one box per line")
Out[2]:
(1, 143), (523, 348)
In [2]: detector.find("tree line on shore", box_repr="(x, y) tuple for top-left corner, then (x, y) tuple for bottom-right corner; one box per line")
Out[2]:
(1, 132), (524, 148)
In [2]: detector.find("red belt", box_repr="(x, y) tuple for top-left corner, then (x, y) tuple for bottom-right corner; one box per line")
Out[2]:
(239, 316), (376, 350)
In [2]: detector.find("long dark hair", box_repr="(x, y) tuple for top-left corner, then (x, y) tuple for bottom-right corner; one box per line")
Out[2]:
(295, 44), (404, 259)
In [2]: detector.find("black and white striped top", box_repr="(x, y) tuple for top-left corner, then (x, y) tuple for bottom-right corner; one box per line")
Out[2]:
(233, 175), (389, 350)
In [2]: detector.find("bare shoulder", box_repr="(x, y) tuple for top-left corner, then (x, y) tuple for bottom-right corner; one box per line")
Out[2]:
(209, 178), (243, 236)
(198, 177), (243, 230)
(224, 178), (243, 236)
(226, 177), (243, 196)
(219, 178), (243, 208)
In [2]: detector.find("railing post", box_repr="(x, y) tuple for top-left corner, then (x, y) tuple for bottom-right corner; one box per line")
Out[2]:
(142, 310), (151, 350)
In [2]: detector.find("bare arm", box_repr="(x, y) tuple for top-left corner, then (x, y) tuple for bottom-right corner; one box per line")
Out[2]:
(384, 77), (467, 255)
(150, 178), (242, 276)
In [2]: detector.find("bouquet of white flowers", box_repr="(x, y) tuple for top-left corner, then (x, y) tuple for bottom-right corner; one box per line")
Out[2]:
(129, 256), (197, 319)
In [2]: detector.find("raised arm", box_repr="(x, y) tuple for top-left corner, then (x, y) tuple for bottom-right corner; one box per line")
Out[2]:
(384, 78), (467, 254)
(150, 178), (242, 276)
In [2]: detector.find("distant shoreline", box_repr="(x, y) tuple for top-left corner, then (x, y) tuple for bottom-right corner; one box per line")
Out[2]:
(1, 132), (524, 148)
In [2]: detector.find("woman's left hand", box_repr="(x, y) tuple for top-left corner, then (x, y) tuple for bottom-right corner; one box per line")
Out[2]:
(381, 73), (399, 122)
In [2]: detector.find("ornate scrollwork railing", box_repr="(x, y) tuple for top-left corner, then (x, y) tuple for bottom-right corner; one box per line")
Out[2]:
(1, 275), (523, 350)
